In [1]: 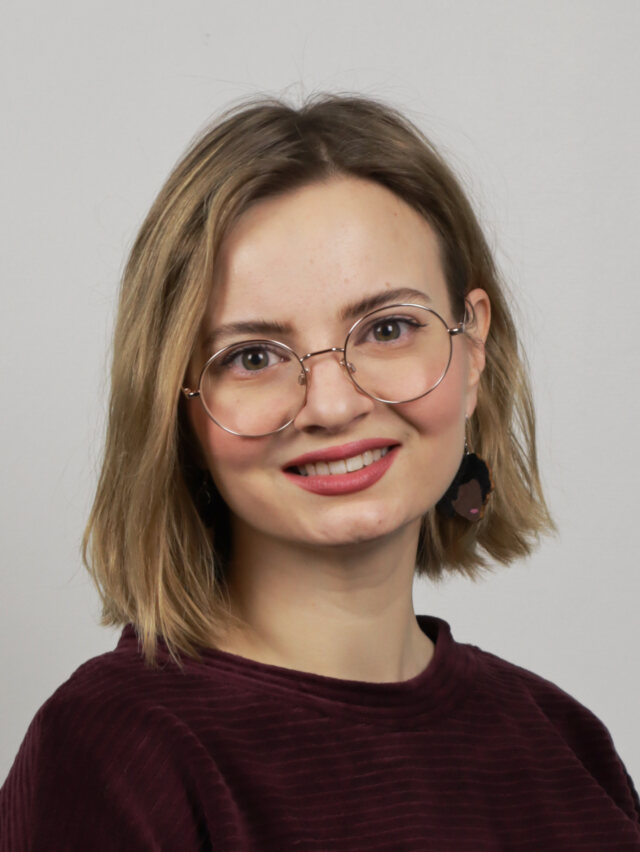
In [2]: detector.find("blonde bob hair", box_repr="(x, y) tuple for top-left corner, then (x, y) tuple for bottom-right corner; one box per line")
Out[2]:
(83, 93), (556, 665)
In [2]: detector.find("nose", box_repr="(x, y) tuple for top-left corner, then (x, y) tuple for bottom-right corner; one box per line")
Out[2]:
(292, 348), (375, 432)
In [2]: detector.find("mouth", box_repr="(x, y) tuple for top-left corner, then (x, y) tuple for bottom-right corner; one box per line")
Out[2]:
(282, 443), (401, 496)
(286, 445), (394, 477)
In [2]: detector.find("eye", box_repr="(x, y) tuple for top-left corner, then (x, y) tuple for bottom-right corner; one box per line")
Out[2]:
(359, 314), (426, 345)
(216, 343), (291, 377)
(373, 319), (402, 341)
(224, 346), (275, 371)
(238, 347), (270, 371)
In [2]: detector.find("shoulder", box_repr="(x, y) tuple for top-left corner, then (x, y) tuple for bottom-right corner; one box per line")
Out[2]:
(463, 640), (640, 823)
(470, 641), (616, 742)
(3, 630), (177, 787)
(28, 630), (162, 730)
(27, 625), (220, 747)
(2, 624), (215, 789)
(0, 628), (217, 850)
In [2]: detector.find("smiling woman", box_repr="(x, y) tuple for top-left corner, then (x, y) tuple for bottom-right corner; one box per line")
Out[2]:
(1, 94), (639, 851)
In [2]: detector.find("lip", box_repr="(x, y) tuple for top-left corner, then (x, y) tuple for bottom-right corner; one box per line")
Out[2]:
(283, 438), (401, 470)
(283, 445), (401, 496)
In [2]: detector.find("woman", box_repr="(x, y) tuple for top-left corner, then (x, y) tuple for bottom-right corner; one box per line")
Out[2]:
(1, 93), (639, 850)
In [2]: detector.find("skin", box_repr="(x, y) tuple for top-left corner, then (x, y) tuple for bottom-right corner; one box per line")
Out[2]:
(186, 176), (491, 683)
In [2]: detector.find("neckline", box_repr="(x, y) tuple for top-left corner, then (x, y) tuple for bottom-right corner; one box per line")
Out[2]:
(118, 614), (475, 727)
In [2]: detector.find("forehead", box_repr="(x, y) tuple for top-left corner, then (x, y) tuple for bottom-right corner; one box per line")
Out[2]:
(203, 177), (450, 342)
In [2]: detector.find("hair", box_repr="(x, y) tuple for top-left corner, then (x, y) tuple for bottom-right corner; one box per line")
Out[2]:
(82, 92), (557, 666)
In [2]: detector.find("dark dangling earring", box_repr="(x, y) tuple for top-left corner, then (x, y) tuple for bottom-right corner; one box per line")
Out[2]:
(195, 469), (217, 528)
(436, 426), (493, 522)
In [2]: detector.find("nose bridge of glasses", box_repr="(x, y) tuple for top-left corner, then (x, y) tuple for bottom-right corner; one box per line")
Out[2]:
(297, 346), (354, 385)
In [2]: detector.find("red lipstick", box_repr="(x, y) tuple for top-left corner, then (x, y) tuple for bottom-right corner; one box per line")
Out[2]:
(283, 438), (400, 470)
(282, 442), (401, 496)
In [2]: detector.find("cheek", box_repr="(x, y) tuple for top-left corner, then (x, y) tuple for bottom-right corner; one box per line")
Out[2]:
(395, 345), (468, 436)
(187, 403), (273, 494)
(392, 347), (468, 500)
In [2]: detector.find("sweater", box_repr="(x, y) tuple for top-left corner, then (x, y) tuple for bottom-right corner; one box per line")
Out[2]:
(1, 615), (639, 851)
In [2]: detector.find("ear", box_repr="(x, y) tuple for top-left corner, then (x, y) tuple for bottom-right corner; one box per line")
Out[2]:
(462, 288), (491, 418)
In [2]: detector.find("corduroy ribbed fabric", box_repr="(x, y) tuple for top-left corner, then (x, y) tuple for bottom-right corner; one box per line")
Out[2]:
(1, 615), (639, 850)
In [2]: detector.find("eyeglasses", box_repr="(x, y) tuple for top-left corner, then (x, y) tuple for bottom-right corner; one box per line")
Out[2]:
(182, 301), (471, 437)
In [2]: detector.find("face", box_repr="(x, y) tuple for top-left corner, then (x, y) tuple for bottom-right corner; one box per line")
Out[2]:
(186, 176), (489, 551)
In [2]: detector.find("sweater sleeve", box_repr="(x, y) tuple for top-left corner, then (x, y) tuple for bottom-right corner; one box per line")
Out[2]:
(0, 688), (208, 851)
(621, 763), (640, 823)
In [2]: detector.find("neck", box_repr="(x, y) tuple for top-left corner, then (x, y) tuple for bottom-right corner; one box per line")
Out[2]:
(216, 516), (434, 683)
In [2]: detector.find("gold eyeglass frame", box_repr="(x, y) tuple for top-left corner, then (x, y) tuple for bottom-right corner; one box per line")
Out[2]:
(182, 300), (473, 437)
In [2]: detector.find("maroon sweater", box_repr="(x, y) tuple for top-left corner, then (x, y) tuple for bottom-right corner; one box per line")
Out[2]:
(2, 615), (639, 850)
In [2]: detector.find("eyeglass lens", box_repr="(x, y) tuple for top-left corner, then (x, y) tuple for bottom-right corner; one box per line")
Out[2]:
(199, 305), (452, 436)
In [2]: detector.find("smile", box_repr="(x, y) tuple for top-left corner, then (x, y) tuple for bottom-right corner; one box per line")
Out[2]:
(283, 445), (400, 496)
(293, 446), (391, 476)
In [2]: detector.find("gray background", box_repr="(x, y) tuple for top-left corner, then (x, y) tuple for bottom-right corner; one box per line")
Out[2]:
(2, 0), (639, 785)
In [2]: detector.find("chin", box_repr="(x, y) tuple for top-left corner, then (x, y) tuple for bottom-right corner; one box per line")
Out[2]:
(295, 503), (415, 547)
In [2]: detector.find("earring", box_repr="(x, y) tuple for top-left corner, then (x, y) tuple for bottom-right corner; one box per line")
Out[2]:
(195, 469), (217, 528)
(436, 427), (493, 522)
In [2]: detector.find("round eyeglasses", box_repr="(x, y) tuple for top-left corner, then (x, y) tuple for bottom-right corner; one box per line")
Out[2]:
(182, 301), (470, 437)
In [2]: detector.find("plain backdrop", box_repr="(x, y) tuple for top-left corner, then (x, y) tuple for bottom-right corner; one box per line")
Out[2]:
(1, 0), (639, 786)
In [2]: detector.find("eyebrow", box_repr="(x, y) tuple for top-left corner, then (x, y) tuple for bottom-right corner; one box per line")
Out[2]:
(202, 286), (432, 350)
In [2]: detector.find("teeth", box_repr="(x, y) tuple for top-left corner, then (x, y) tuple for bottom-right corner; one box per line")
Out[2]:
(296, 446), (392, 477)
(346, 455), (364, 472)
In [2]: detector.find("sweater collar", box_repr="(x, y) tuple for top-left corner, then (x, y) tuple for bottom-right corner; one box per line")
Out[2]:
(119, 615), (476, 727)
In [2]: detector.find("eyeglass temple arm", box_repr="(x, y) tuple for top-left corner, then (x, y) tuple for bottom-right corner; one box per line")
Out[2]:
(448, 299), (475, 335)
